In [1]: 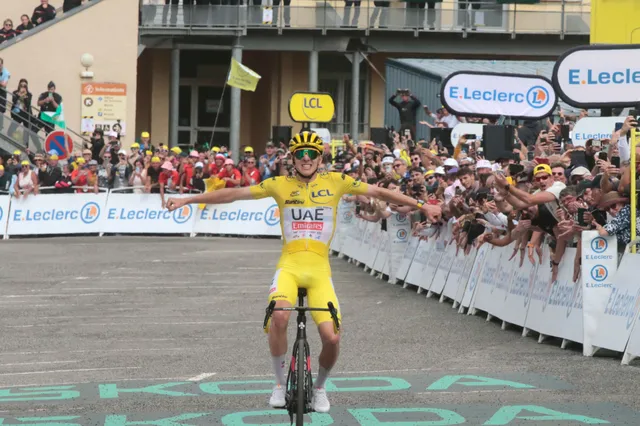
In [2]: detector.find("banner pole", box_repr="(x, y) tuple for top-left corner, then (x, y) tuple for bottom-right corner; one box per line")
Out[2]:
(631, 128), (637, 254)
(208, 62), (233, 151)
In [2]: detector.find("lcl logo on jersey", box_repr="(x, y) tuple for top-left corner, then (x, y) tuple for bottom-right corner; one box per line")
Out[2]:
(310, 189), (334, 204)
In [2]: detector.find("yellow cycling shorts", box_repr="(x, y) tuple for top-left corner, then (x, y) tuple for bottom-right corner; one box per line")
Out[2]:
(266, 251), (341, 333)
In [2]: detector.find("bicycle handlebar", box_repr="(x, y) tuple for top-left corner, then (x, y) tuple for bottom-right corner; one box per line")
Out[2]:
(263, 300), (340, 333)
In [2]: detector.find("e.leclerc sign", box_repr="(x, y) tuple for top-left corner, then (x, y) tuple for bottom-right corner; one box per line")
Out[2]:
(288, 92), (335, 123)
(553, 44), (640, 108)
(441, 71), (557, 120)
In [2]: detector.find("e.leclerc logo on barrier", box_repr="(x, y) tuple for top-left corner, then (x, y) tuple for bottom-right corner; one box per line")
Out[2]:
(591, 237), (608, 254)
(107, 204), (192, 225)
(591, 265), (608, 282)
(552, 45), (640, 108)
(200, 204), (280, 227)
(12, 201), (101, 224)
(441, 71), (557, 119)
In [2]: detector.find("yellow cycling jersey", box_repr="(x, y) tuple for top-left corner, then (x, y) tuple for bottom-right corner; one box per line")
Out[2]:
(249, 172), (369, 258)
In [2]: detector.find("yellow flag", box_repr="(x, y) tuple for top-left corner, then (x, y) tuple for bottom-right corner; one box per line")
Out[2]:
(227, 58), (261, 92)
(198, 176), (227, 210)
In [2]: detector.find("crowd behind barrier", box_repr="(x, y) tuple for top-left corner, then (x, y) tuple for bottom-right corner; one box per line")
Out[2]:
(329, 205), (640, 366)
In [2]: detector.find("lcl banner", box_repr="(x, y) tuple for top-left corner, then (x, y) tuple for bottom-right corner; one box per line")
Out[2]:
(440, 71), (557, 119)
(553, 44), (640, 108)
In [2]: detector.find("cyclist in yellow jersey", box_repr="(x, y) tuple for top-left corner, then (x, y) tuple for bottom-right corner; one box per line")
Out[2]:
(166, 131), (441, 413)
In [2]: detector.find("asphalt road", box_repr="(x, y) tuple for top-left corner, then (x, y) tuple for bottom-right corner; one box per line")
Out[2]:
(1, 237), (640, 425)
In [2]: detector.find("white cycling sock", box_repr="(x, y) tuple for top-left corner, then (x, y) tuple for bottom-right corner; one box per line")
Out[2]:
(273, 355), (287, 386)
(315, 366), (330, 389)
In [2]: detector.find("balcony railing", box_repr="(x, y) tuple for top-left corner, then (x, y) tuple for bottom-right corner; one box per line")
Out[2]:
(139, 1), (590, 36)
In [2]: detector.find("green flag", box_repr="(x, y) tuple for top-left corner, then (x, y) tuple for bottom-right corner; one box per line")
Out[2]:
(41, 103), (66, 129)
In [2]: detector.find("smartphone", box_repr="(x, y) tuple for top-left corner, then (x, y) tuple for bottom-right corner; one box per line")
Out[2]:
(404, 128), (411, 137)
(463, 134), (477, 140)
(598, 152), (608, 161)
(611, 156), (621, 168)
(592, 139), (602, 148)
(527, 151), (535, 161)
(508, 164), (525, 176)
(461, 144), (469, 154)
(560, 124), (570, 142)
(577, 208), (588, 227)
(487, 194), (495, 202)
(615, 122), (624, 132)
(570, 151), (588, 168)
(591, 209), (607, 226)
(630, 109), (638, 118)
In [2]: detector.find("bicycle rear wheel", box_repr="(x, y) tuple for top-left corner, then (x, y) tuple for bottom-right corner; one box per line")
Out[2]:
(296, 340), (306, 426)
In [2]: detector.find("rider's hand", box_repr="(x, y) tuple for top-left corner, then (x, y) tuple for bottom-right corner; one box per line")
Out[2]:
(420, 204), (442, 223)
(166, 198), (186, 211)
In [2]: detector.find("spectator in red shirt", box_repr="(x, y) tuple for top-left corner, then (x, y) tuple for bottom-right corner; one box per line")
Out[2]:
(218, 159), (241, 188)
(180, 150), (199, 191)
(158, 161), (179, 208)
(241, 156), (261, 187)
(209, 153), (225, 176)
(71, 158), (97, 193)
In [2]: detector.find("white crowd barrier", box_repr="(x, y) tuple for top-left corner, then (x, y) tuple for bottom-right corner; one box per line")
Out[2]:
(331, 216), (640, 365)
(1, 192), (282, 239)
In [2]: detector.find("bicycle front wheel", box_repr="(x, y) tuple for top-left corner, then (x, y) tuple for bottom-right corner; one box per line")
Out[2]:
(296, 341), (306, 426)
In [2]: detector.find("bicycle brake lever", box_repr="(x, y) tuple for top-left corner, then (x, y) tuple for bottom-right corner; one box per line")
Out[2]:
(327, 302), (340, 332)
(263, 300), (276, 330)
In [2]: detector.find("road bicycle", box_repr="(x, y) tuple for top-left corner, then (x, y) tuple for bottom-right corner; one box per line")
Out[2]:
(263, 288), (340, 426)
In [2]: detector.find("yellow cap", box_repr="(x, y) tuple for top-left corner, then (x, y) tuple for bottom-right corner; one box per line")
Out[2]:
(533, 164), (552, 176)
(76, 158), (86, 165)
(211, 146), (220, 152)
(13, 150), (21, 156)
(141, 132), (150, 138)
(50, 154), (59, 160)
(170, 147), (182, 154)
(131, 143), (140, 148)
(425, 170), (435, 177)
(506, 176), (514, 186)
(244, 146), (254, 153)
(20, 160), (30, 166)
(151, 156), (161, 163)
(0, 165), (4, 171)
(146, 150), (153, 156)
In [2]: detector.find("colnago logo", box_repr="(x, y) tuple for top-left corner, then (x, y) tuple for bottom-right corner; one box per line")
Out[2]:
(200, 204), (280, 226)
(13, 202), (101, 224)
(108, 205), (192, 225)
(567, 68), (640, 86)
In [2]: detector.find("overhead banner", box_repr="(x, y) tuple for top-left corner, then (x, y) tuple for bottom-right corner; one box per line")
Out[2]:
(288, 92), (335, 123)
(6, 193), (107, 236)
(571, 116), (624, 146)
(193, 198), (281, 237)
(81, 83), (127, 135)
(440, 71), (557, 119)
(553, 45), (640, 108)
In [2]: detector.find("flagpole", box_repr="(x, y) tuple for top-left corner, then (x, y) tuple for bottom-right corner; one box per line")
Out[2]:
(208, 62), (233, 151)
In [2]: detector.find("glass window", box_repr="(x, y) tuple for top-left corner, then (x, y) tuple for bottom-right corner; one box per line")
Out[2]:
(178, 86), (191, 127)
(197, 86), (230, 128)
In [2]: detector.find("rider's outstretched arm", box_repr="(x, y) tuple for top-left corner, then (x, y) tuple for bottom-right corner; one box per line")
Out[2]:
(366, 185), (442, 222)
(169, 187), (254, 209)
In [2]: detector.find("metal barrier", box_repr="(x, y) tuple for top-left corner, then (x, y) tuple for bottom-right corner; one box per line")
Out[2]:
(139, 1), (591, 36)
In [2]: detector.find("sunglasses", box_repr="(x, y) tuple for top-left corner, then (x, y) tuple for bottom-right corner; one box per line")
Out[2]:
(293, 149), (319, 160)
(552, 172), (564, 176)
(534, 175), (550, 182)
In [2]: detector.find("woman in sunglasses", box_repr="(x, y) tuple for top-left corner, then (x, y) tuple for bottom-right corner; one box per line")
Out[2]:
(13, 160), (39, 199)
(166, 130), (441, 414)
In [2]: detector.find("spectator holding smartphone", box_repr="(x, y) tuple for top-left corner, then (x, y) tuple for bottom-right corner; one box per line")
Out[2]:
(37, 81), (62, 134)
(389, 88), (421, 141)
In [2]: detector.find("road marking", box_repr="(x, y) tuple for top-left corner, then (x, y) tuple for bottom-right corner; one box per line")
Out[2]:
(0, 367), (140, 377)
(0, 361), (78, 367)
(188, 372), (217, 382)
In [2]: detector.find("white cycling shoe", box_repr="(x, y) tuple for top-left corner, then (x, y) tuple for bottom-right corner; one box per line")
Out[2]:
(311, 387), (330, 413)
(269, 385), (286, 408)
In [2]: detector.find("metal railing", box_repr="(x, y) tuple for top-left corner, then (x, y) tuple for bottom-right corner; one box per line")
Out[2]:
(0, 86), (91, 154)
(139, 1), (590, 36)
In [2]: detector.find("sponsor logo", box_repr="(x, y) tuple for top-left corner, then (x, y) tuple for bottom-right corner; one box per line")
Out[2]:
(396, 229), (408, 240)
(310, 189), (334, 205)
(352, 180), (362, 188)
(12, 202), (101, 224)
(264, 205), (280, 226)
(285, 200), (304, 205)
(590, 264), (608, 282)
(568, 68), (640, 86)
(290, 190), (300, 197)
(396, 213), (407, 223)
(447, 85), (549, 109)
(293, 222), (323, 231)
(172, 205), (192, 224)
(288, 92), (335, 123)
(591, 237), (608, 254)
